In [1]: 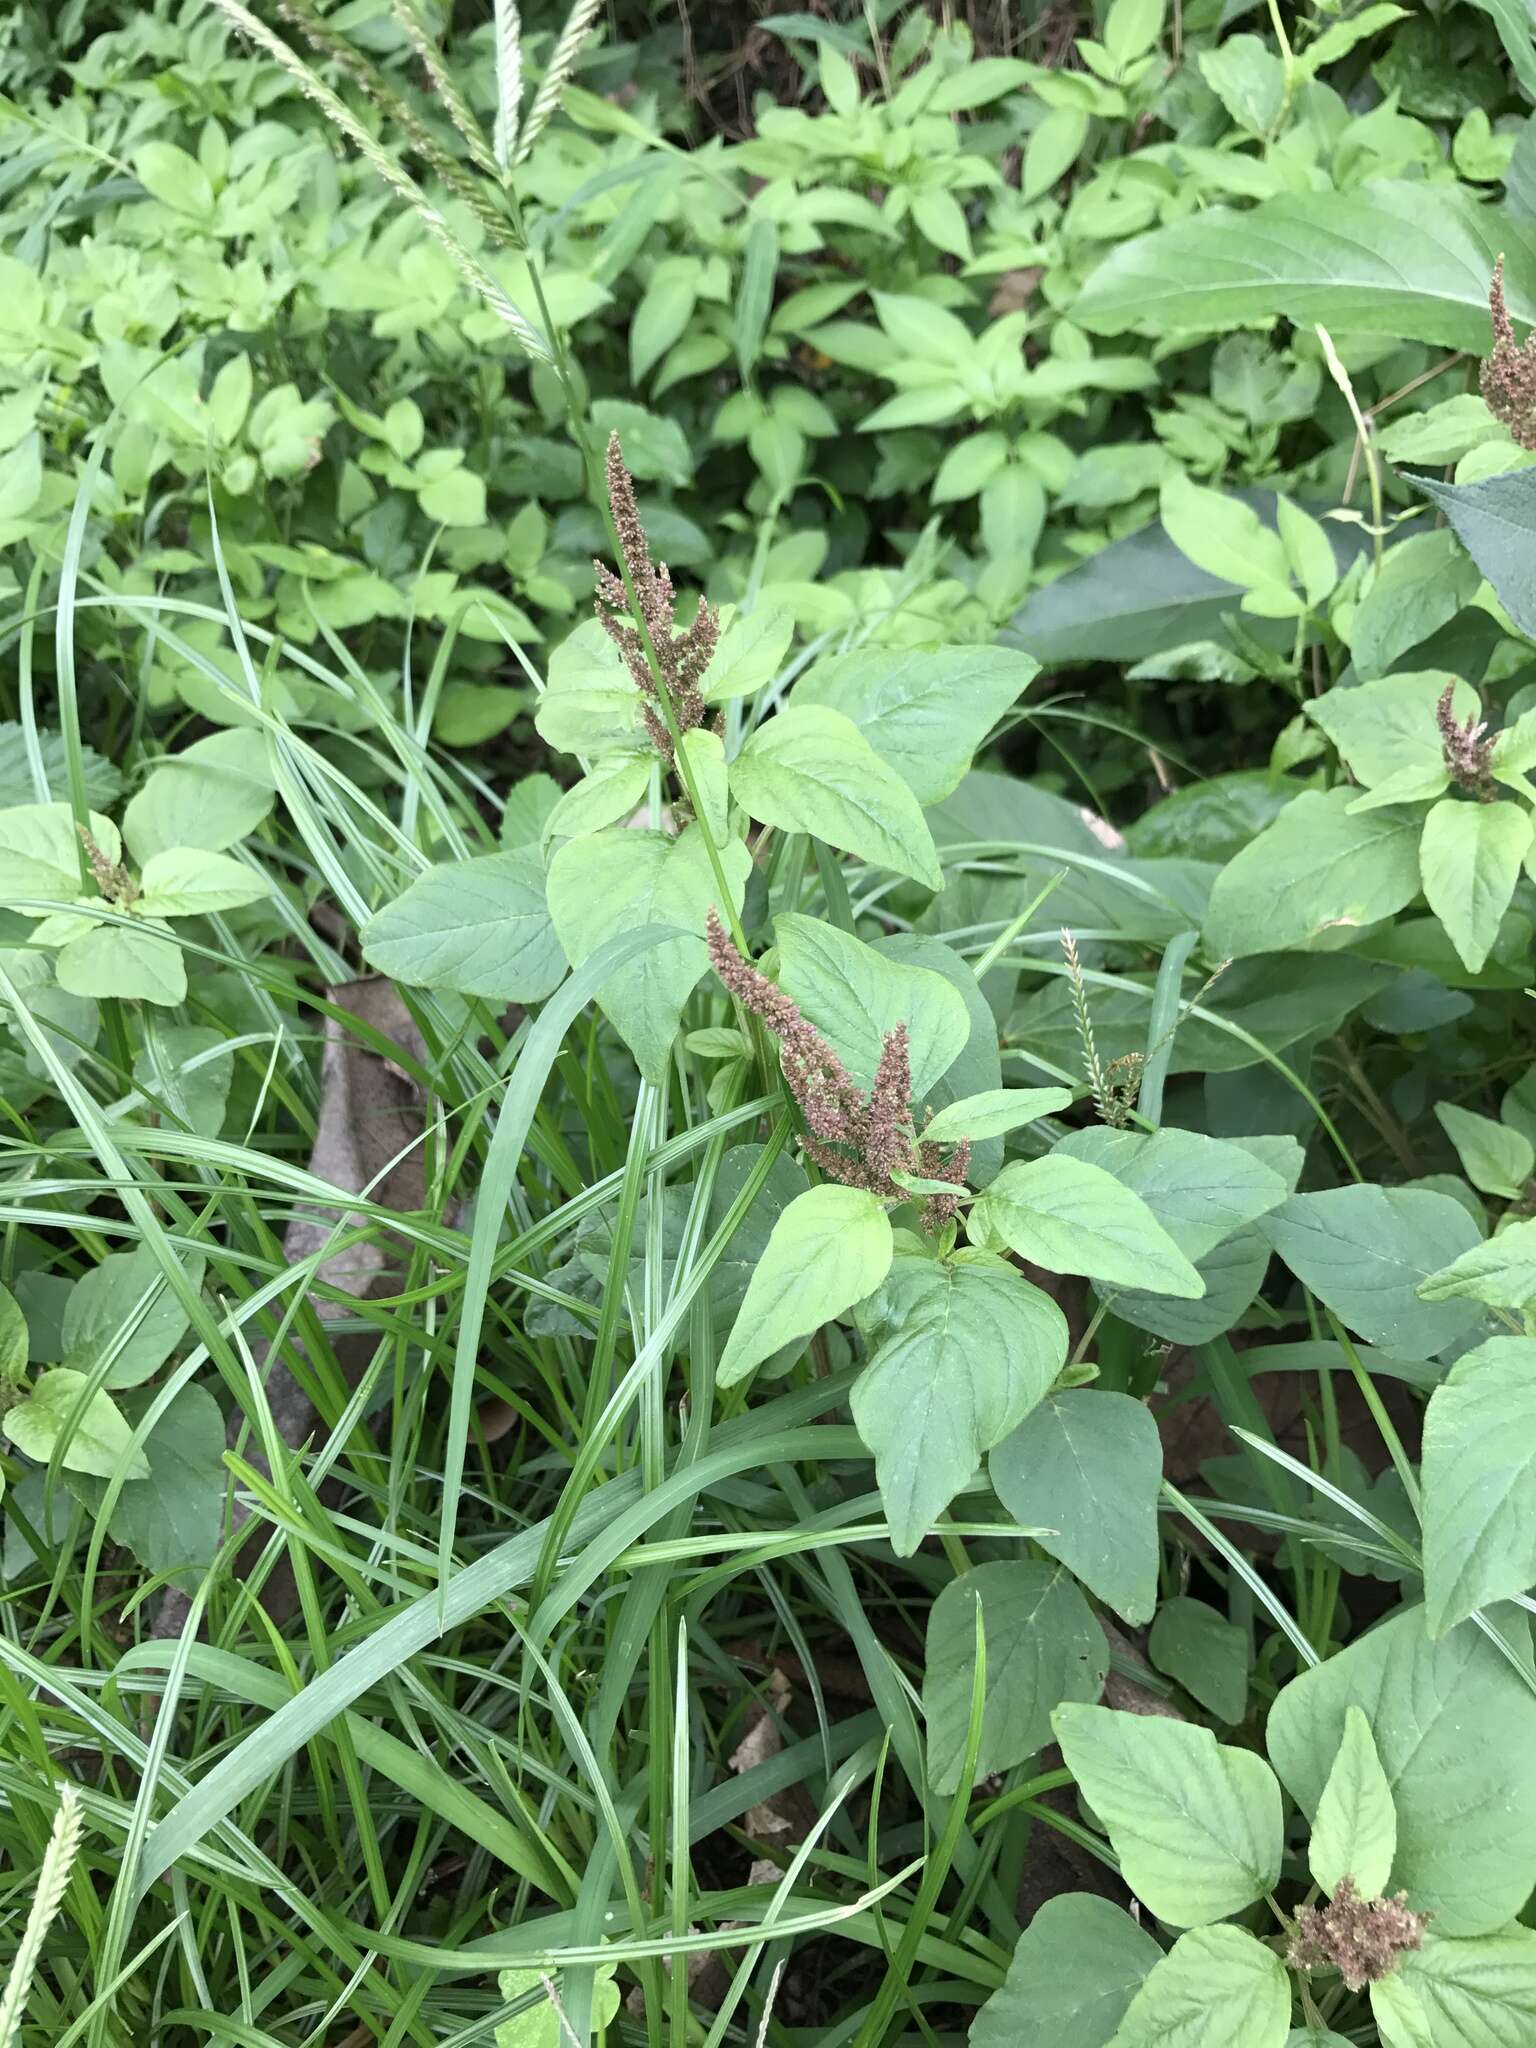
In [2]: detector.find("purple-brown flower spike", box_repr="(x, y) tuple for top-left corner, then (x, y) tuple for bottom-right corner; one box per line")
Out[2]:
(595, 433), (717, 760)
(1287, 1878), (1429, 1993)
(1481, 256), (1536, 450)
(1436, 681), (1494, 799)
(702, 912), (969, 1214)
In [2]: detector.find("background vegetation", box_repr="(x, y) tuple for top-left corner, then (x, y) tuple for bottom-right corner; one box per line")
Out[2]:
(6, 1), (1536, 2043)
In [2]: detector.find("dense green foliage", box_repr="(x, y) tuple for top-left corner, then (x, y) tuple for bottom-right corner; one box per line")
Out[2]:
(9, 2), (1536, 2044)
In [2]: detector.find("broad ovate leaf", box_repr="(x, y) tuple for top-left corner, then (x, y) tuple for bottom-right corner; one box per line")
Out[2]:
(1107, 1926), (1290, 2048)
(774, 912), (970, 1101)
(1147, 1597), (1251, 1724)
(1259, 1186), (1484, 1358)
(971, 1155), (1204, 1298)
(122, 729), (277, 862)
(1054, 1704), (1284, 1927)
(1054, 1125), (1289, 1263)
(716, 1183), (892, 1389)
(853, 1249), (1066, 1553)
(55, 921), (187, 1006)
(133, 847), (271, 917)
(1305, 672), (1473, 801)
(1309, 1704), (1398, 1900)
(0, 802), (121, 909)
(1419, 1216), (1536, 1311)
(361, 848), (566, 1002)
(4, 1368), (150, 1481)
(1434, 1103), (1535, 1199)
(923, 1561), (1107, 1793)
(62, 1243), (205, 1390)
(1421, 1337), (1536, 1635)
(921, 1086), (1072, 1143)
(547, 824), (751, 1084)
(1076, 181), (1536, 354)
(533, 618), (643, 759)
(1418, 798), (1532, 975)
(1203, 788), (1423, 960)
(972, 1895), (1161, 2048)
(792, 645), (1039, 804)
(1371, 1927), (1536, 2048)
(1268, 1604), (1536, 1934)
(991, 1391), (1163, 1624)
(727, 705), (943, 890)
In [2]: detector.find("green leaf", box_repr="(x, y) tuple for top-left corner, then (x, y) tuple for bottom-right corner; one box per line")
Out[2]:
(4, 1368), (150, 1481)
(971, 1156), (1204, 1298)
(1435, 1102), (1535, 1198)
(733, 218), (779, 381)
(1412, 467), (1536, 642)
(717, 1184), (892, 1389)
(792, 646), (1040, 804)
(704, 1145), (813, 1329)
(1378, 393), (1506, 466)
(1277, 496), (1339, 608)
(133, 140), (214, 218)
(700, 605), (794, 703)
(1306, 673), (1475, 800)
(122, 730), (277, 863)
(921, 1087), (1072, 1143)
(56, 921), (186, 1006)
(134, 847), (270, 918)
(103, 1383), (227, 1592)
(0, 1284), (26, 1386)
(1147, 1596), (1250, 1723)
(495, 1963), (620, 2048)
(588, 400), (693, 486)
(1259, 1186), (1485, 1358)
(853, 1251), (1067, 1555)
(1309, 1703), (1398, 1900)
(1268, 1603), (1536, 1935)
(728, 706), (943, 890)
(1053, 1126), (1289, 1262)
(62, 1244), (205, 1391)
(1076, 182), (1536, 353)
(678, 729), (730, 843)
(361, 848), (567, 1002)
(773, 912), (970, 1102)
(1418, 799), (1533, 974)
(0, 726), (120, 812)
(533, 620), (642, 761)
(1109, 1227), (1274, 1348)
(1053, 1705), (1284, 1926)
(1371, 1928), (1536, 2048)
(1106, 1925), (1291, 2048)
(0, 802), (120, 907)
(1006, 492), (1359, 666)
(1159, 473), (1293, 604)
(1350, 532), (1481, 681)
(1198, 35), (1286, 133)
(923, 1562), (1106, 1794)
(1419, 1215), (1536, 1309)
(873, 931), (1009, 1183)
(417, 464), (487, 528)
(500, 773), (562, 848)
(1203, 788), (1424, 959)
(1295, 2), (1408, 77)
(130, 1025), (232, 1138)
(542, 757), (653, 845)
(547, 824), (751, 1084)
(991, 1391), (1163, 1624)
(972, 1895), (1161, 2048)
(1422, 1337), (1536, 1634)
